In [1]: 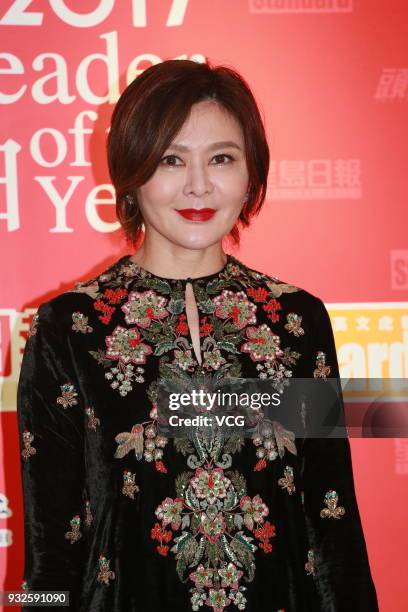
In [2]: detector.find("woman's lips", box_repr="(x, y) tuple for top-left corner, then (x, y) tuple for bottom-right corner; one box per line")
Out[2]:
(176, 208), (216, 222)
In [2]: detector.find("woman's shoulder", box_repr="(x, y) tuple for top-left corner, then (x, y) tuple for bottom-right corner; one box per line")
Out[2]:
(33, 254), (131, 330)
(236, 256), (326, 316)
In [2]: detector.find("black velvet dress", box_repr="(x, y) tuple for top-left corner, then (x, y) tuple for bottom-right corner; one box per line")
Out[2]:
(17, 253), (379, 612)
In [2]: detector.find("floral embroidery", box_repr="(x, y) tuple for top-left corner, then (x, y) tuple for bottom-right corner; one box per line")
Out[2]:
(115, 424), (144, 459)
(252, 420), (296, 472)
(86, 407), (100, 430)
(241, 325), (301, 392)
(213, 290), (257, 329)
(150, 522), (173, 556)
(106, 326), (152, 365)
(89, 326), (150, 396)
(277, 466), (296, 495)
(144, 425), (168, 464)
(72, 311), (93, 333)
(313, 351), (331, 379)
(262, 298), (282, 323)
(56, 382), (78, 409)
(105, 363), (145, 396)
(28, 313), (39, 337)
(97, 554), (115, 585)
(202, 345), (227, 371)
(114, 420), (169, 473)
(240, 494), (269, 529)
(21, 429), (36, 461)
(155, 496), (184, 529)
(254, 359), (296, 391)
(247, 287), (282, 323)
(65, 515), (82, 543)
(320, 490), (345, 519)
(193, 467), (231, 502)
(73, 279), (100, 300)
(86, 255), (304, 403)
(241, 324), (281, 362)
(151, 426), (277, 612)
(305, 549), (316, 576)
(284, 313), (304, 337)
(84, 500), (93, 527)
(122, 469), (139, 498)
(265, 280), (300, 298)
(173, 348), (196, 371)
(121, 289), (169, 328)
(94, 288), (128, 325)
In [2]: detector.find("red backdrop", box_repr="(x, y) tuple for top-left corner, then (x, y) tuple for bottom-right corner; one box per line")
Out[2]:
(1, 1), (408, 610)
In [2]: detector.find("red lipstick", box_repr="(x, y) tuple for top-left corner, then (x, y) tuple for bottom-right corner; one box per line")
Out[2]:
(176, 208), (216, 222)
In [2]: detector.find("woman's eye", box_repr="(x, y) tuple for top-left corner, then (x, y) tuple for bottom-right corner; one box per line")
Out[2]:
(212, 154), (234, 164)
(160, 155), (181, 166)
(160, 154), (234, 166)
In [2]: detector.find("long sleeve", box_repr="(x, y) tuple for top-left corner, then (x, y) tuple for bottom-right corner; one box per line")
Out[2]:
(16, 299), (86, 610)
(297, 297), (379, 611)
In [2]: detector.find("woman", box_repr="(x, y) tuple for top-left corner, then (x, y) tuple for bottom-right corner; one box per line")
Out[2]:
(17, 59), (379, 611)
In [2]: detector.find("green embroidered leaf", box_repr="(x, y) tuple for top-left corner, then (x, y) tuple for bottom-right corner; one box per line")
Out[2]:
(212, 318), (224, 338)
(159, 361), (192, 385)
(144, 278), (172, 293)
(167, 298), (185, 315)
(172, 532), (196, 581)
(225, 470), (247, 496)
(225, 513), (235, 531)
(181, 514), (191, 530)
(223, 323), (241, 333)
(146, 320), (163, 332)
(220, 534), (240, 565)
(211, 362), (236, 385)
(234, 514), (244, 530)
(205, 541), (220, 567)
(147, 381), (158, 403)
(185, 486), (200, 511)
(192, 536), (205, 565)
(175, 471), (191, 496)
(176, 556), (187, 581)
(141, 330), (160, 343)
(173, 531), (192, 552)
(222, 333), (242, 345)
(174, 437), (194, 456)
(183, 537), (198, 566)
(191, 513), (201, 533)
(223, 487), (239, 511)
(192, 286), (208, 303)
(206, 279), (227, 294)
(247, 560), (256, 581)
(198, 299), (215, 314)
(227, 360), (242, 378)
(223, 434), (245, 455)
(233, 531), (257, 553)
(216, 341), (240, 354)
(88, 349), (111, 366)
(154, 341), (175, 356)
(230, 534), (256, 571)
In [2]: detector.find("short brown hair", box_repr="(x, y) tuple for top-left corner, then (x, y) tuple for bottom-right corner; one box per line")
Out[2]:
(107, 58), (269, 247)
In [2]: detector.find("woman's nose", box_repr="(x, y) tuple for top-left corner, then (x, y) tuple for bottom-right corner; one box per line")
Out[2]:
(184, 161), (213, 196)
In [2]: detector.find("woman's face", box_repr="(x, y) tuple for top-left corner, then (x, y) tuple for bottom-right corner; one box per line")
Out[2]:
(136, 100), (249, 250)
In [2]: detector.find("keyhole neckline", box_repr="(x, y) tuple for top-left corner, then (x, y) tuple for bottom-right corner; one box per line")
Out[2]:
(124, 253), (233, 285)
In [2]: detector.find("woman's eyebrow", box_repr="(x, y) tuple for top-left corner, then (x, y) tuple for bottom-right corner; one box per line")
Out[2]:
(167, 141), (242, 152)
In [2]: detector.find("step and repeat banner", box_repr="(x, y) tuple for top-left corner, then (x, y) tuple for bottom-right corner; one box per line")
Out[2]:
(1, 1), (407, 610)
